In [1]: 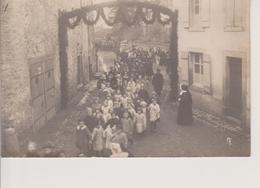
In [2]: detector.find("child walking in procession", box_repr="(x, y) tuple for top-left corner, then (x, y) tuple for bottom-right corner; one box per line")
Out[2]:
(103, 124), (113, 157)
(148, 98), (160, 132)
(92, 122), (104, 157)
(75, 120), (92, 157)
(135, 108), (146, 135)
(121, 111), (134, 145)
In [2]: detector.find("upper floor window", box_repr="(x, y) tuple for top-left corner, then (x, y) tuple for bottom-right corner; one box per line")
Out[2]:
(194, 0), (200, 15)
(190, 0), (201, 29)
(224, 0), (245, 31)
(183, 0), (210, 31)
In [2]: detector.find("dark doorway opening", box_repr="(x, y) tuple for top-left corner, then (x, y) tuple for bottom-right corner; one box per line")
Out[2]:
(226, 57), (242, 120)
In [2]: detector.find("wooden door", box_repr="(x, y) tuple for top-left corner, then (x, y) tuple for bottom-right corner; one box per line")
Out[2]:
(44, 59), (56, 121)
(29, 57), (56, 131)
(226, 57), (242, 119)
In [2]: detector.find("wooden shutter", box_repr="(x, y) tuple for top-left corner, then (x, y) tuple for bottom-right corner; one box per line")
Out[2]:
(183, 0), (190, 28)
(203, 54), (212, 94)
(201, 0), (210, 28)
(234, 0), (244, 28)
(180, 51), (189, 85)
(188, 53), (193, 85)
(225, 0), (235, 28)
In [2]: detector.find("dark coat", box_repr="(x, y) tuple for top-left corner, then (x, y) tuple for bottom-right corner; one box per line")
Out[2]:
(177, 91), (193, 125)
(138, 89), (150, 103)
(146, 62), (154, 76)
(75, 125), (92, 155)
(84, 115), (98, 132)
(114, 106), (125, 119)
(106, 118), (120, 127)
(152, 73), (164, 92)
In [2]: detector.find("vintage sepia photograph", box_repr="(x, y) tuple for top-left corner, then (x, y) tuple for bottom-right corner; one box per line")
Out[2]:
(0, 0), (250, 158)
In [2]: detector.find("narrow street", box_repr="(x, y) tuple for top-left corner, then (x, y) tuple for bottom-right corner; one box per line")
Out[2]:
(20, 50), (250, 157)
(128, 102), (250, 157)
(1, 1), (256, 187)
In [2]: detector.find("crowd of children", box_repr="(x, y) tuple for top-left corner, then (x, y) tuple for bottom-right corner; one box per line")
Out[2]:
(75, 47), (163, 157)
(23, 47), (165, 158)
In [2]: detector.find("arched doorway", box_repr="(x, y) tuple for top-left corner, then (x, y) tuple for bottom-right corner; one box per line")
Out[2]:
(58, 1), (178, 107)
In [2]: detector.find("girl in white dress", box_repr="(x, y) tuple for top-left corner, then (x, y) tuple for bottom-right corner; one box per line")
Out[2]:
(101, 101), (112, 124)
(92, 123), (104, 157)
(140, 100), (148, 130)
(114, 89), (122, 102)
(127, 77), (136, 96)
(135, 108), (146, 134)
(120, 94), (129, 109)
(103, 124), (113, 157)
(104, 96), (113, 110)
(148, 98), (160, 132)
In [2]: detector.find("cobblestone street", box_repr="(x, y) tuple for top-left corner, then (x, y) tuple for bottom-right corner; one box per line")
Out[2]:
(19, 80), (249, 157)
(16, 50), (250, 157)
(128, 102), (250, 157)
(1, 1), (256, 187)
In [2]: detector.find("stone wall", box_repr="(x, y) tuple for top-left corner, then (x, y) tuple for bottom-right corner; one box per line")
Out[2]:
(1, 0), (32, 131)
(0, 0), (94, 132)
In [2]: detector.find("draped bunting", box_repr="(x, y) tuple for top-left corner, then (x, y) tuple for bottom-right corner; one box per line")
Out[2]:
(158, 13), (171, 25)
(58, 1), (179, 107)
(140, 7), (157, 25)
(121, 6), (141, 26)
(67, 15), (82, 29)
(65, 4), (174, 29)
(100, 7), (118, 26)
(82, 9), (101, 25)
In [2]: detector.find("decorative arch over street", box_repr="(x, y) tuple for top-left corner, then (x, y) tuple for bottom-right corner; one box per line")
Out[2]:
(58, 1), (179, 107)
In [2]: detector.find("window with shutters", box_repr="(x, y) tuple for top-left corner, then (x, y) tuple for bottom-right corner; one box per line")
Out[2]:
(189, 0), (201, 29)
(186, 52), (212, 94)
(183, 0), (210, 31)
(224, 0), (245, 31)
(190, 53), (204, 87)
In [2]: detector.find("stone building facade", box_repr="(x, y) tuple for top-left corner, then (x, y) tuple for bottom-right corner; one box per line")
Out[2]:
(138, 0), (250, 128)
(172, 0), (250, 128)
(0, 0), (96, 133)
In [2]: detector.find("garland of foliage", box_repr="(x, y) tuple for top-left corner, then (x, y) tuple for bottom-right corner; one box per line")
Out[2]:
(121, 6), (141, 27)
(67, 15), (82, 29)
(59, 2), (179, 107)
(66, 5), (172, 29)
(140, 7), (157, 25)
(82, 9), (101, 26)
(100, 7), (118, 27)
(157, 13), (171, 25)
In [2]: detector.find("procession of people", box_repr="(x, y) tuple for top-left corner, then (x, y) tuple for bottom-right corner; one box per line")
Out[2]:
(24, 45), (193, 158)
(73, 45), (193, 158)
(75, 46), (164, 157)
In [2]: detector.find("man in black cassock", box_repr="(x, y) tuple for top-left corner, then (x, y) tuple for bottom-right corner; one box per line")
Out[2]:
(177, 84), (193, 125)
(152, 69), (164, 98)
